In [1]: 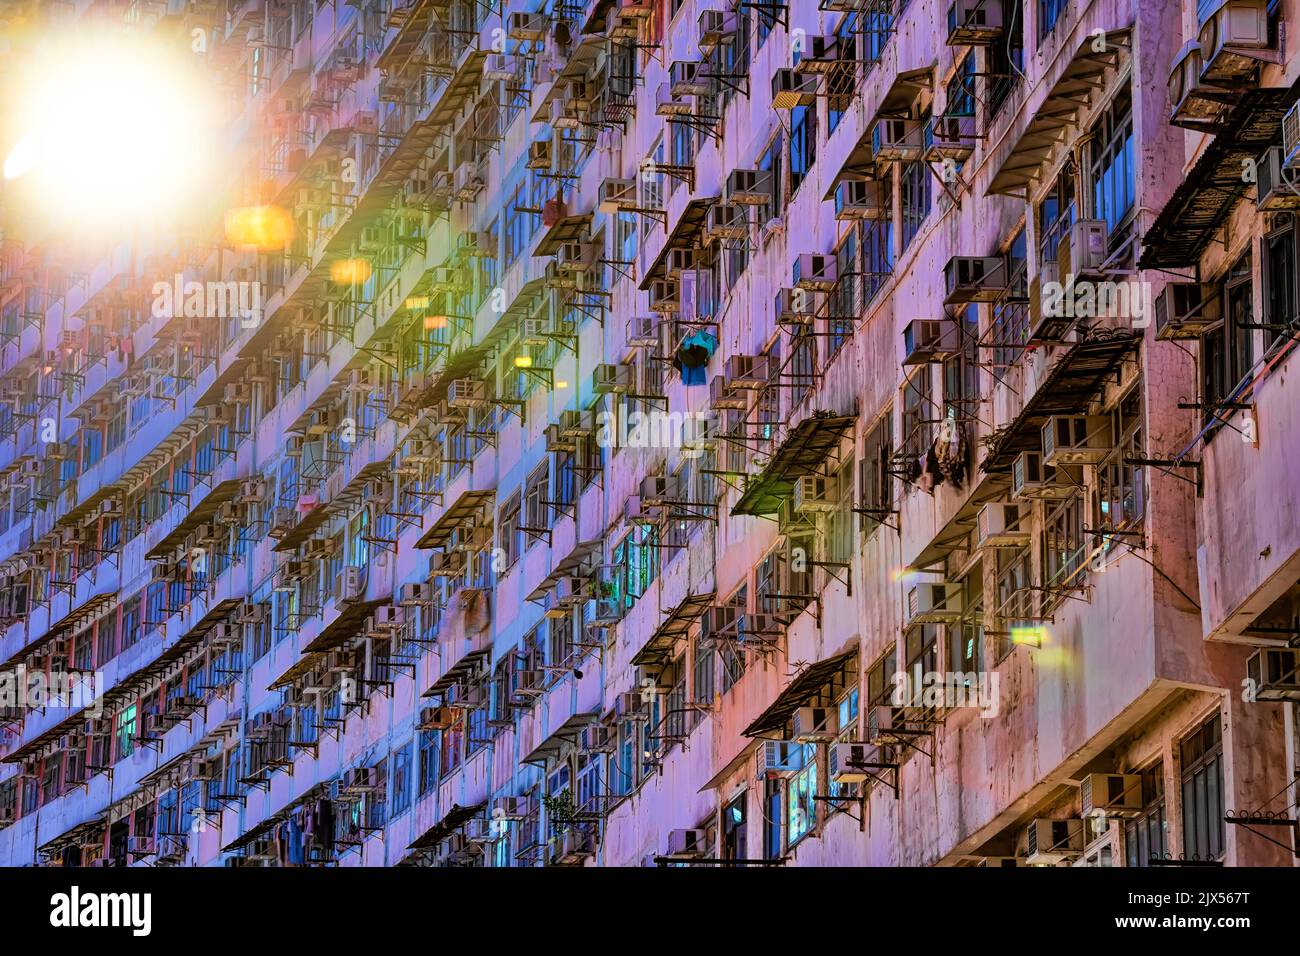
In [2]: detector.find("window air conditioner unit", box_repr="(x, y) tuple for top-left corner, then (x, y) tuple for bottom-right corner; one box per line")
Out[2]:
(418, 705), (454, 730)
(334, 567), (363, 603)
(493, 795), (529, 819)
(925, 113), (977, 161)
(795, 35), (839, 73)
(704, 203), (747, 242)
(1255, 146), (1300, 211)
(1011, 451), (1076, 500)
(400, 582), (434, 606)
(775, 287), (815, 326)
(593, 363), (632, 394)
(1080, 773), (1144, 818)
(560, 409), (596, 438)
(866, 705), (922, 747)
(906, 582), (963, 624)
(1246, 647), (1300, 701)
(665, 828), (708, 858)
(902, 319), (959, 365)
(724, 354), (769, 389)
(1058, 219), (1108, 278)
(1041, 415), (1112, 466)
(238, 602), (266, 624)
(943, 255), (1009, 304)
(597, 177), (637, 214)
(429, 550), (465, 577)
(507, 12), (546, 42)
(829, 742), (874, 783)
(834, 178), (887, 221)
(580, 724), (615, 753)
(792, 253), (837, 292)
(793, 474), (837, 513)
(1168, 40), (1231, 129)
(771, 68), (818, 109)
(545, 423), (576, 453)
(557, 241), (596, 272)
(791, 706), (840, 742)
(871, 117), (924, 162)
(709, 374), (748, 410)
(756, 740), (803, 779)
(976, 502), (1030, 548)
(650, 278), (680, 314)
(627, 314), (661, 348)
(946, 0), (1003, 45)
(357, 225), (385, 252)
(1154, 281), (1220, 340)
(697, 9), (736, 53)
(655, 81), (691, 116)
(1024, 818), (1085, 864)
(725, 168), (773, 206)
(669, 60), (709, 97)
(1198, 0), (1271, 86)
(448, 378), (488, 409)
(484, 52), (514, 82)
(527, 139), (553, 170)
(1284, 101), (1300, 167)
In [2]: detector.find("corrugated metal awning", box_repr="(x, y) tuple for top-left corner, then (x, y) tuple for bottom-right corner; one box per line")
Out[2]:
(986, 29), (1131, 197)
(731, 412), (856, 516)
(981, 331), (1140, 475)
(1139, 83), (1300, 269)
(741, 649), (858, 739)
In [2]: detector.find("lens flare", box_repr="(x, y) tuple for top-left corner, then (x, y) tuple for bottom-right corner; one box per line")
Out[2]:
(3, 31), (220, 229)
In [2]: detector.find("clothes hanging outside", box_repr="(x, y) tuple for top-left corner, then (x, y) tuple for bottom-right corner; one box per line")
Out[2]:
(673, 329), (718, 386)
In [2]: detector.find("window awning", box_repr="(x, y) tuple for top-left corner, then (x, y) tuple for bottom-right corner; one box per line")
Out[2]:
(581, 0), (615, 35)
(271, 497), (334, 553)
(741, 649), (858, 738)
(981, 331), (1141, 475)
(145, 479), (243, 560)
(639, 197), (719, 290)
(419, 343), (494, 409)
(0, 593), (115, 670)
(530, 34), (606, 123)
(867, 64), (934, 128)
(824, 135), (877, 201)
(1139, 83), (1300, 269)
(4, 598), (242, 765)
(630, 590), (716, 666)
(524, 537), (605, 603)
(415, 489), (495, 549)
(193, 358), (255, 410)
(325, 460), (390, 516)
(534, 212), (595, 258)
(522, 712), (598, 767)
(302, 597), (391, 655)
(376, 0), (438, 73)
(407, 801), (486, 850)
(907, 473), (1013, 571)
(986, 29), (1131, 198)
(731, 412), (856, 516)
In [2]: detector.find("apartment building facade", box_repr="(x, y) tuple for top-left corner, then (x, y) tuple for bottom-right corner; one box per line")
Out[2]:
(0, 0), (1296, 867)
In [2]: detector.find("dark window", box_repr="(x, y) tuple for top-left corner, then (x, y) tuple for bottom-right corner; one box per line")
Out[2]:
(988, 0), (1025, 117)
(1090, 87), (1135, 237)
(1180, 715), (1225, 862)
(1202, 254), (1254, 432)
(1264, 224), (1296, 350)
(1039, 0), (1068, 39)
(1124, 771), (1168, 867)
(858, 411), (893, 537)
(789, 105), (817, 196)
(722, 792), (747, 861)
